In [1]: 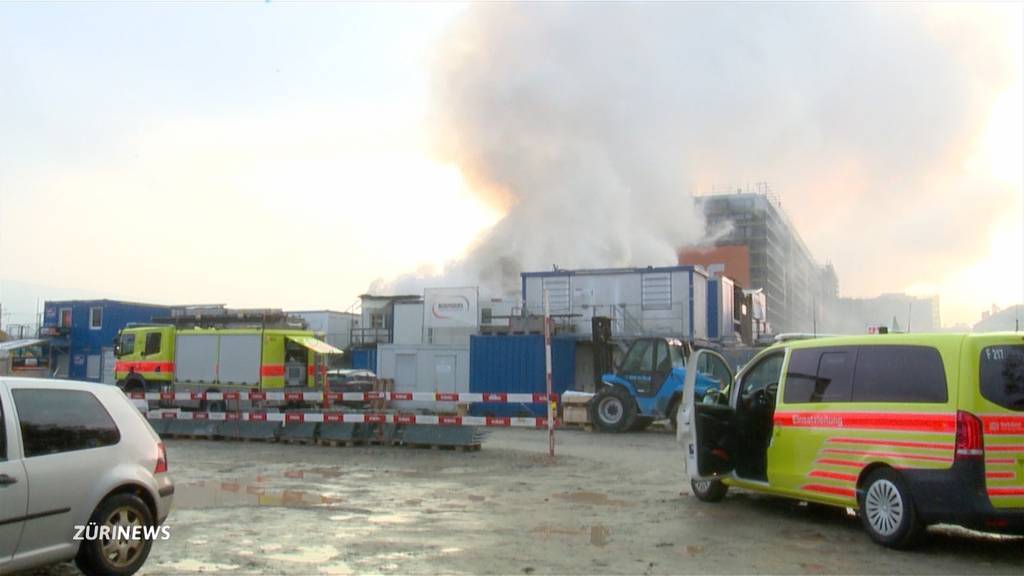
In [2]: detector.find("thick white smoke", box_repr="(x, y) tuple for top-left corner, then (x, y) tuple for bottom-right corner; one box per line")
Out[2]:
(380, 3), (1017, 300)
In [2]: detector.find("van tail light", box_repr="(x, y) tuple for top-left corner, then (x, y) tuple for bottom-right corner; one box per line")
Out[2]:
(155, 442), (168, 474)
(955, 410), (984, 459)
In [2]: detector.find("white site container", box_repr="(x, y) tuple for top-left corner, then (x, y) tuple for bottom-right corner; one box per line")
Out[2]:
(521, 266), (709, 339)
(376, 344), (470, 412)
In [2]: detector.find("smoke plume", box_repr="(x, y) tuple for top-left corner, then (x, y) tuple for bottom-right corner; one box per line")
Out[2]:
(382, 3), (1018, 301)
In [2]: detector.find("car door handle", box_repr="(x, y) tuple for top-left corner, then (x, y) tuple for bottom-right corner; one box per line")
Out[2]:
(0, 474), (18, 486)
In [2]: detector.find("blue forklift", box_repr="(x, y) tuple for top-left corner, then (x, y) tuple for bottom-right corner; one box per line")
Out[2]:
(589, 336), (732, 432)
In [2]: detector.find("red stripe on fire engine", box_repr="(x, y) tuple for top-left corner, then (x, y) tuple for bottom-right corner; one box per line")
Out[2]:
(260, 365), (285, 377)
(116, 361), (175, 374)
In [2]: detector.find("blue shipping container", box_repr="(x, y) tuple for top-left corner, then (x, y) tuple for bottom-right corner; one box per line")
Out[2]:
(351, 347), (378, 372)
(469, 334), (576, 417)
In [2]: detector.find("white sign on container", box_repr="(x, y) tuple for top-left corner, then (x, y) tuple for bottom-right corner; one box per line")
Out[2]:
(423, 287), (479, 329)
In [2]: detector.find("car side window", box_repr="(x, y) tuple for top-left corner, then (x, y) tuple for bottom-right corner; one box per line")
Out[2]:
(740, 353), (785, 397)
(697, 353), (732, 389)
(851, 346), (947, 403)
(0, 397), (6, 461)
(12, 389), (121, 458)
(783, 347), (854, 403)
(669, 345), (685, 369)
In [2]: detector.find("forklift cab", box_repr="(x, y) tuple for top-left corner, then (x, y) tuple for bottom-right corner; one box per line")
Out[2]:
(616, 338), (691, 397)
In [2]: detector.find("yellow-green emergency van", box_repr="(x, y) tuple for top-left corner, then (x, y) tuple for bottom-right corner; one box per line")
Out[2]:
(678, 332), (1024, 548)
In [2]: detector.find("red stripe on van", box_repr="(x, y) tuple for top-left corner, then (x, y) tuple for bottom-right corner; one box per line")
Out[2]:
(986, 458), (1016, 465)
(774, 411), (955, 433)
(809, 470), (858, 483)
(802, 484), (856, 498)
(987, 487), (1024, 496)
(986, 471), (1016, 480)
(986, 445), (1024, 453)
(827, 437), (951, 450)
(815, 458), (863, 468)
(821, 448), (953, 463)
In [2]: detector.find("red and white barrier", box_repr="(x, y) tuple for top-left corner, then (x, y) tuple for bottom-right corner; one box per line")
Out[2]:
(130, 391), (557, 403)
(146, 409), (557, 428)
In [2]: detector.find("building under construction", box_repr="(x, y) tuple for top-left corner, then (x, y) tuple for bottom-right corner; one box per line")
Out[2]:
(680, 184), (838, 333)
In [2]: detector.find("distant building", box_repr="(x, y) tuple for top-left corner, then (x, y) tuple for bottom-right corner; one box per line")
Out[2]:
(679, 185), (837, 333)
(974, 305), (1024, 333)
(286, 310), (359, 351)
(822, 293), (941, 334)
(41, 299), (171, 382)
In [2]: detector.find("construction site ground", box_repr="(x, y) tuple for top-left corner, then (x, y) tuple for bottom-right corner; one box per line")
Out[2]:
(31, 428), (1024, 575)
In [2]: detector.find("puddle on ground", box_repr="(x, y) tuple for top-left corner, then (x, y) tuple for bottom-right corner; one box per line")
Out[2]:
(266, 545), (340, 564)
(157, 559), (240, 572)
(589, 524), (610, 547)
(175, 481), (345, 509)
(529, 525), (585, 537)
(553, 491), (633, 507)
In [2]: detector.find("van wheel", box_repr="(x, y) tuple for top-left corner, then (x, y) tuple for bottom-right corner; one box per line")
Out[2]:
(75, 493), (155, 576)
(858, 468), (925, 549)
(590, 387), (636, 433)
(691, 478), (728, 502)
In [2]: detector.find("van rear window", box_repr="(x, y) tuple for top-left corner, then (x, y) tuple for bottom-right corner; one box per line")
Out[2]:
(980, 345), (1024, 412)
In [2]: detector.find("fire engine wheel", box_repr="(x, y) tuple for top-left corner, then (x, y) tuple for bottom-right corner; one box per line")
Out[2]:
(590, 387), (637, 433)
(858, 468), (925, 549)
(691, 478), (728, 502)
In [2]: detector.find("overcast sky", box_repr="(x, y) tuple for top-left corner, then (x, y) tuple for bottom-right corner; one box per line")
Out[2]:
(0, 2), (1021, 329)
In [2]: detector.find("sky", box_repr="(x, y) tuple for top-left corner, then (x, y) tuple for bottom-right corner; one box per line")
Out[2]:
(0, 1), (1021, 330)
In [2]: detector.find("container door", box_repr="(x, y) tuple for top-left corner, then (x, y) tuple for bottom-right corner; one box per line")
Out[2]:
(100, 348), (115, 384)
(395, 354), (417, 393)
(434, 354), (456, 394)
(85, 354), (101, 381)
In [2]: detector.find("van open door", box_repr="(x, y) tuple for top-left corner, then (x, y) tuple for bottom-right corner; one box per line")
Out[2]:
(677, 349), (736, 487)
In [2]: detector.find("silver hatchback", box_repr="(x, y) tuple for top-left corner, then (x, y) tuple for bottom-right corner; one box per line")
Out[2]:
(0, 378), (173, 575)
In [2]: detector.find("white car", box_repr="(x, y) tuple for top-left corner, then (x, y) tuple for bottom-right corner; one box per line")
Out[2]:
(0, 378), (174, 575)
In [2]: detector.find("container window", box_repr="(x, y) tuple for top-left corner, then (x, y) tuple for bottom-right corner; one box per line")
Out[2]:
(89, 306), (102, 329)
(144, 333), (162, 356)
(783, 348), (854, 403)
(59, 308), (72, 328)
(851, 346), (947, 403)
(980, 345), (1024, 412)
(13, 389), (120, 457)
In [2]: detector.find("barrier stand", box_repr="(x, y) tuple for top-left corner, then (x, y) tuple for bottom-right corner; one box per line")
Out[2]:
(543, 289), (555, 459)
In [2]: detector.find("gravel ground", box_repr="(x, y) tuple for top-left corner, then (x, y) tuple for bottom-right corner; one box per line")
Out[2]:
(23, 427), (1024, 575)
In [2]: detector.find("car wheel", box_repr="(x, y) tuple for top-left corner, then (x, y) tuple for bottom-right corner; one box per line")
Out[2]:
(75, 493), (155, 576)
(691, 478), (728, 502)
(590, 387), (637, 433)
(858, 468), (925, 549)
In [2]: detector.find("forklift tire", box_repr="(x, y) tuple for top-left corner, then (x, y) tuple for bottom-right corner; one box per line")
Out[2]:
(666, 397), (681, 432)
(590, 387), (637, 433)
(691, 478), (728, 502)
